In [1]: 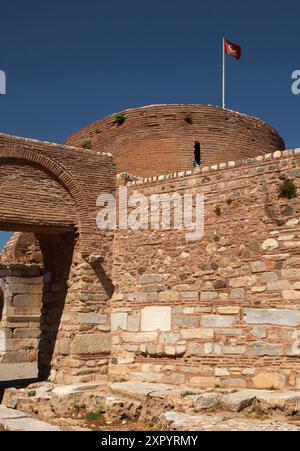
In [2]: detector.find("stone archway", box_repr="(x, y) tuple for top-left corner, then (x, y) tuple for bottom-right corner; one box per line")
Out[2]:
(0, 135), (116, 383)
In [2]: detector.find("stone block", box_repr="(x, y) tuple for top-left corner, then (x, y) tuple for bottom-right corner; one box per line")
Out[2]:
(250, 326), (267, 339)
(223, 345), (246, 355)
(250, 261), (267, 273)
(282, 269), (300, 279)
(202, 315), (235, 328)
(180, 292), (199, 300)
(258, 272), (278, 283)
(189, 376), (220, 388)
(79, 313), (108, 325)
(262, 239), (279, 251)
(181, 328), (214, 340)
(127, 311), (140, 332)
(200, 292), (218, 301)
(12, 294), (40, 307)
(141, 306), (171, 332)
(111, 312), (128, 331)
(247, 342), (283, 357)
(217, 307), (240, 315)
(159, 332), (180, 345)
(186, 343), (202, 356)
(122, 332), (157, 343)
(283, 290), (300, 300)
(229, 276), (256, 288)
(244, 308), (300, 326)
(267, 280), (290, 291)
(158, 291), (179, 302)
(13, 328), (40, 339)
(140, 274), (162, 284)
(230, 288), (245, 299)
(71, 334), (111, 355)
(252, 372), (286, 389)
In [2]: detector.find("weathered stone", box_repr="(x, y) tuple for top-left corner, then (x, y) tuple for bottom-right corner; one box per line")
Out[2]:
(181, 328), (214, 340)
(230, 288), (245, 299)
(200, 292), (218, 301)
(79, 313), (108, 325)
(283, 290), (300, 300)
(186, 343), (202, 356)
(194, 393), (221, 412)
(248, 342), (283, 357)
(267, 280), (290, 291)
(250, 326), (267, 339)
(122, 332), (157, 343)
(229, 276), (256, 288)
(141, 306), (171, 332)
(159, 332), (180, 345)
(258, 272), (278, 283)
(244, 308), (300, 326)
(71, 334), (111, 355)
(158, 291), (179, 302)
(223, 345), (246, 355)
(13, 328), (40, 339)
(140, 274), (162, 284)
(127, 311), (140, 332)
(250, 261), (267, 273)
(12, 294), (40, 307)
(202, 315), (235, 328)
(252, 373), (286, 389)
(262, 239), (279, 252)
(217, 307), (240, 315)
(180, 292), (199, 300)
(189, 376), (220, 388)
(111, 312), (128, 331)
(221, 391), (257, 412)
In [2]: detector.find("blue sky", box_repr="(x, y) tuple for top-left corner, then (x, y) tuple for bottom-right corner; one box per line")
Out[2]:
(0, 0), (299, 251)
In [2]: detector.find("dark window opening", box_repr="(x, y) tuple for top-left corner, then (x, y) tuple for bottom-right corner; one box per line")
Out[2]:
(194, 141), (201, 167)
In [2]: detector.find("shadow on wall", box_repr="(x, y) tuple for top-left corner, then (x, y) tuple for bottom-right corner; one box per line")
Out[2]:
(0, 288), (3, 321)
(36, 232), (76, 381)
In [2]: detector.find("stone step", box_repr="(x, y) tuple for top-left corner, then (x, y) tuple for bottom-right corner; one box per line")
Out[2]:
(160, 411), (300, 431)
(0, 405), (60, 431)
(109, 382), (178, 401)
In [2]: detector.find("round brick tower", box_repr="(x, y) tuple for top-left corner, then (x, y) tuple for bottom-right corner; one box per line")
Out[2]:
(65, 104), (285, 178)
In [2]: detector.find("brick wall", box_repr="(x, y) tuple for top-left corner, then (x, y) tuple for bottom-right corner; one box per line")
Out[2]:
(110, 148), (300, 390)
(65, 104), (285, 177)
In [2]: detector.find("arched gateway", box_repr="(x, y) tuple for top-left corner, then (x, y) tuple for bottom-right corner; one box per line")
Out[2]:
(0, 133), (115, 383)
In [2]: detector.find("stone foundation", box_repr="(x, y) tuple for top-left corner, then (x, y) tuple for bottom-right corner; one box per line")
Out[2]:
(0, 264), (43, 363)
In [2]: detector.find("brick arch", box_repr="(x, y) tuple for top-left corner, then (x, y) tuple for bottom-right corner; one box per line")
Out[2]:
(0, 145), (93, 256)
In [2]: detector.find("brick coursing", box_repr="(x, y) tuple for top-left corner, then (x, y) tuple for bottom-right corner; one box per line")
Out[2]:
(65, 104), (285, 177)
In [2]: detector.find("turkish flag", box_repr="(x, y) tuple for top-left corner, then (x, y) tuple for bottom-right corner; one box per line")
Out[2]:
(224, 38), (241, 60)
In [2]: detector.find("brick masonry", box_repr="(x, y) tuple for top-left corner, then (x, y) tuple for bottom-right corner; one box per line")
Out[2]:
(65, 104), (285, 177)
(1, 106), (300, 390)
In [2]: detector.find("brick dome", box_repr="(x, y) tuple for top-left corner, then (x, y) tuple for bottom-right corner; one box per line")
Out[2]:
(65, 104), (285, 177)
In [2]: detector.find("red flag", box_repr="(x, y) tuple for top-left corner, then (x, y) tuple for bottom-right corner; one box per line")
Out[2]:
(224, 38), (241, 60)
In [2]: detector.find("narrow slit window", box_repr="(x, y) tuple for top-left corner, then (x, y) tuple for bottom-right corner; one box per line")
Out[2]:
(194, 141), (201, 166)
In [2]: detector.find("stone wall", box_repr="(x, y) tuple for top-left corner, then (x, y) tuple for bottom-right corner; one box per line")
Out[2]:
(110, 148), (300, 390)
(65, 104), (285, 177)
(0, 264), (43, 363)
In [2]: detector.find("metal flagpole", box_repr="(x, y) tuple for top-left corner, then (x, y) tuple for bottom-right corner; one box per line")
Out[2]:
(222, 37), (225, 109)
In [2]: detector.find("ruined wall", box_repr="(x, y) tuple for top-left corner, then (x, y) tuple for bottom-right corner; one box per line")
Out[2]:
(65, 105), (285, 177)
(0, 264), (43, 363)
(110, 148), (300, 390)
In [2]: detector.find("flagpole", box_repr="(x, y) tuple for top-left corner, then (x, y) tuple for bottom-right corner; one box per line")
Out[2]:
(222, 37), (225, 109)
